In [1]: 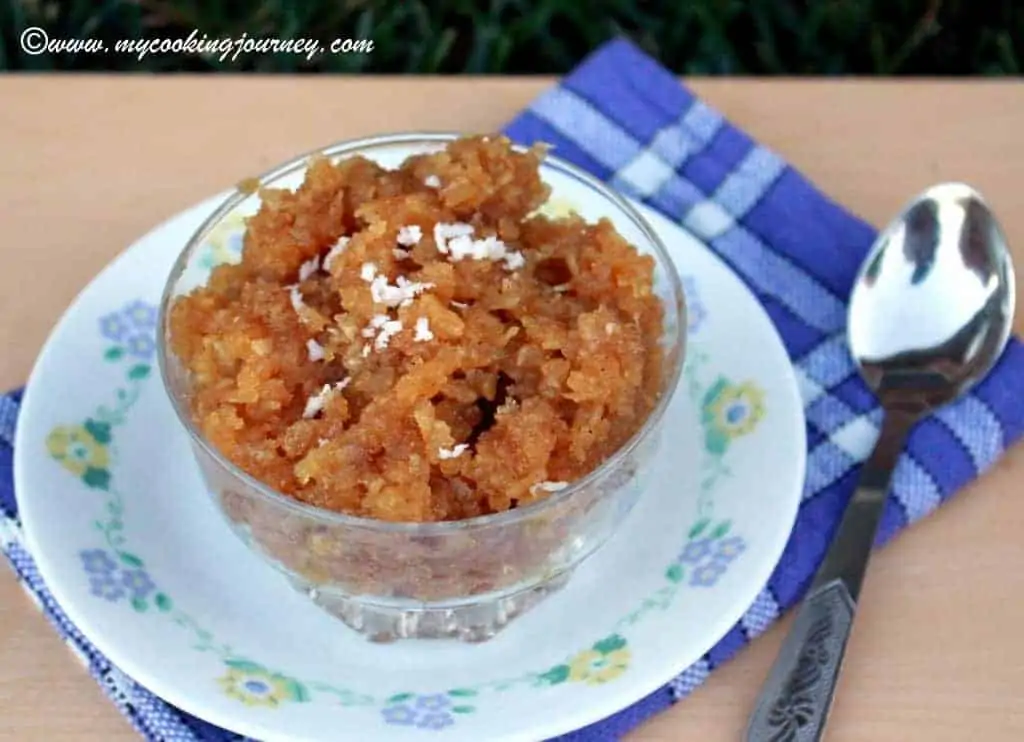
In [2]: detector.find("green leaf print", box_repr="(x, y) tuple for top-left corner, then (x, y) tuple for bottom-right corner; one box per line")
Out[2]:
(82, 467), (111, 490)
(118, 551), (144, 568)
(104, 346), (125, 362)
(130, 596), (147, 612)
(154, 593), (173, 612)
(451, 706), (475, 714)
(665, 564), (684, 583)
(447, 688), (477, 697)
(225, 658), (268, 674)
(710, 521), (731, 539)
(688, 518), (711, 539)
(703, 428), (730, 456)
(83, 418), (112, 444)
(536, 664), (570, 686)
(592, 634), (627, 655)
(701, 377), (728, 410)
(386, 692), (414, 704)
(127, 364), (151, 380)
(280, 677), (311, 703)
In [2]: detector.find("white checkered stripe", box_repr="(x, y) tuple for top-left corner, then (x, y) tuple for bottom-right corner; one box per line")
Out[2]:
(611, 101), (723, 199)
(668, 658), (711, 702)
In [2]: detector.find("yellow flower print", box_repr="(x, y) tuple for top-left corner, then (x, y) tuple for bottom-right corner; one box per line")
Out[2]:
(701, 379), (766, 456)
(707, 382), (765, 436)
(567, 641), (631, 686)
(536, 634), (631, 687)
(46, 424), (110, 479)
(217, 662), (308, 707)
(200, 212), (247, 269)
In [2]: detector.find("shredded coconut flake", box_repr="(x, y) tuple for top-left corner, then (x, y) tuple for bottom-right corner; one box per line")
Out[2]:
(302, 384), (333, 418)
(451, 301), (469, 309)
(530, 481), (569, 495)
(306, 338), (325, 361)
(302, 379), (352, 418)
(393, 248), (410, 260)
(363, 313), (391, 338)
(299, 255), (321, 281)
(432, 222), (524, 271)
(374, 320), (403, 351)
(324, 237), (349, 271)
(360, 262), (377, 282)
(414, 317), (434, 342)
(370, 274), (434, 308)
(433, 222), (474, 255)
(396, 225), (422, 247)
(503, 251), (526, 271)
(362, 345), (371, 358)
(424, 175), (441, 188)
(438, 443), (468, 460)
(288, 285), (305, 313)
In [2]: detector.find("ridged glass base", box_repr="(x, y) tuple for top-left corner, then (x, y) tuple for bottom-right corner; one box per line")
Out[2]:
(288, 571), (573, 643)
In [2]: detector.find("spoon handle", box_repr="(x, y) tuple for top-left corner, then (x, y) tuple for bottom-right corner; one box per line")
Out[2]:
(745, 410), (914, 742)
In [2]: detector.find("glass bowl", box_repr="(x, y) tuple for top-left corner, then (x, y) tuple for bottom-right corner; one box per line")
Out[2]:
(157, 132), (686, 643)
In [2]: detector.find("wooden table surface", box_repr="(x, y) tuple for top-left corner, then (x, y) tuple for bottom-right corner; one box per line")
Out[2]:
(1, 77), (1023, 741)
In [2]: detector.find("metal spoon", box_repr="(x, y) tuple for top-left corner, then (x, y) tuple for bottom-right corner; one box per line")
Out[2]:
(745, 182), (1016, 742)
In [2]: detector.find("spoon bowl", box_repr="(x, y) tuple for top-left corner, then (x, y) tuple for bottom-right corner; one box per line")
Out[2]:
(849, 182), (1016, 411)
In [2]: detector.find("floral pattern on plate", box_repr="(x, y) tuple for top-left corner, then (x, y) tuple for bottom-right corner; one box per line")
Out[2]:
(381, 691), (477, 729)
(197, 212), (247, 269)
(217, 660), (311, 708)
(41, 270), (770, 732)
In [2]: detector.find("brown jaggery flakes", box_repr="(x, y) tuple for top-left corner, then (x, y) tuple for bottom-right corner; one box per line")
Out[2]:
(168, 134), (665, 523)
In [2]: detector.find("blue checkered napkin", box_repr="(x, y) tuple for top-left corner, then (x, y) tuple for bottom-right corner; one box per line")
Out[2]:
(503, 37), (1024, 741)
(1, 37), (1022, 742)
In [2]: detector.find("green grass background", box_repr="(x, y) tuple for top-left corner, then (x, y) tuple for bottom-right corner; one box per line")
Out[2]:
(1, 0), (1021, 74)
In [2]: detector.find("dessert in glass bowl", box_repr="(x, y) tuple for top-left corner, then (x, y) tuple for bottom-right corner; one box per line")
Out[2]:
(158, 133), (686, 642)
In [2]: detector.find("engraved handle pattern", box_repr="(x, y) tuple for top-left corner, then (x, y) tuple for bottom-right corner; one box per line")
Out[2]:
(745, 580), (855, 742)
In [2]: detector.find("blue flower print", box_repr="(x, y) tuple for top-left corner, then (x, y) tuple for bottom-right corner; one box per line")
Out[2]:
(382, 693), (468, 729)
(226, 231), (243, 255)
(678, 537), (714, 565)
(99, 300), (159, 363)
(689, 560), (727, 588)
(123, 300), (157, 329)
(90, 574), (126, 601)
(382, 704), (417, 726)
(121, 569), (156, 601)
(415, 694), (451, 711)
(681, 275), (706, 334)
(714, 536), (746, 564)
(417, 712), (455, 730)
(80, 549), (117, 576)
(198, 223), (246, 269)
(126, 333), (155, 360)
(100, 313), (131, 343)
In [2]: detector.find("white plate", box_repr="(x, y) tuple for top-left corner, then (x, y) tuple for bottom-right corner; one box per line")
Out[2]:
(15, 185), (805, 741)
